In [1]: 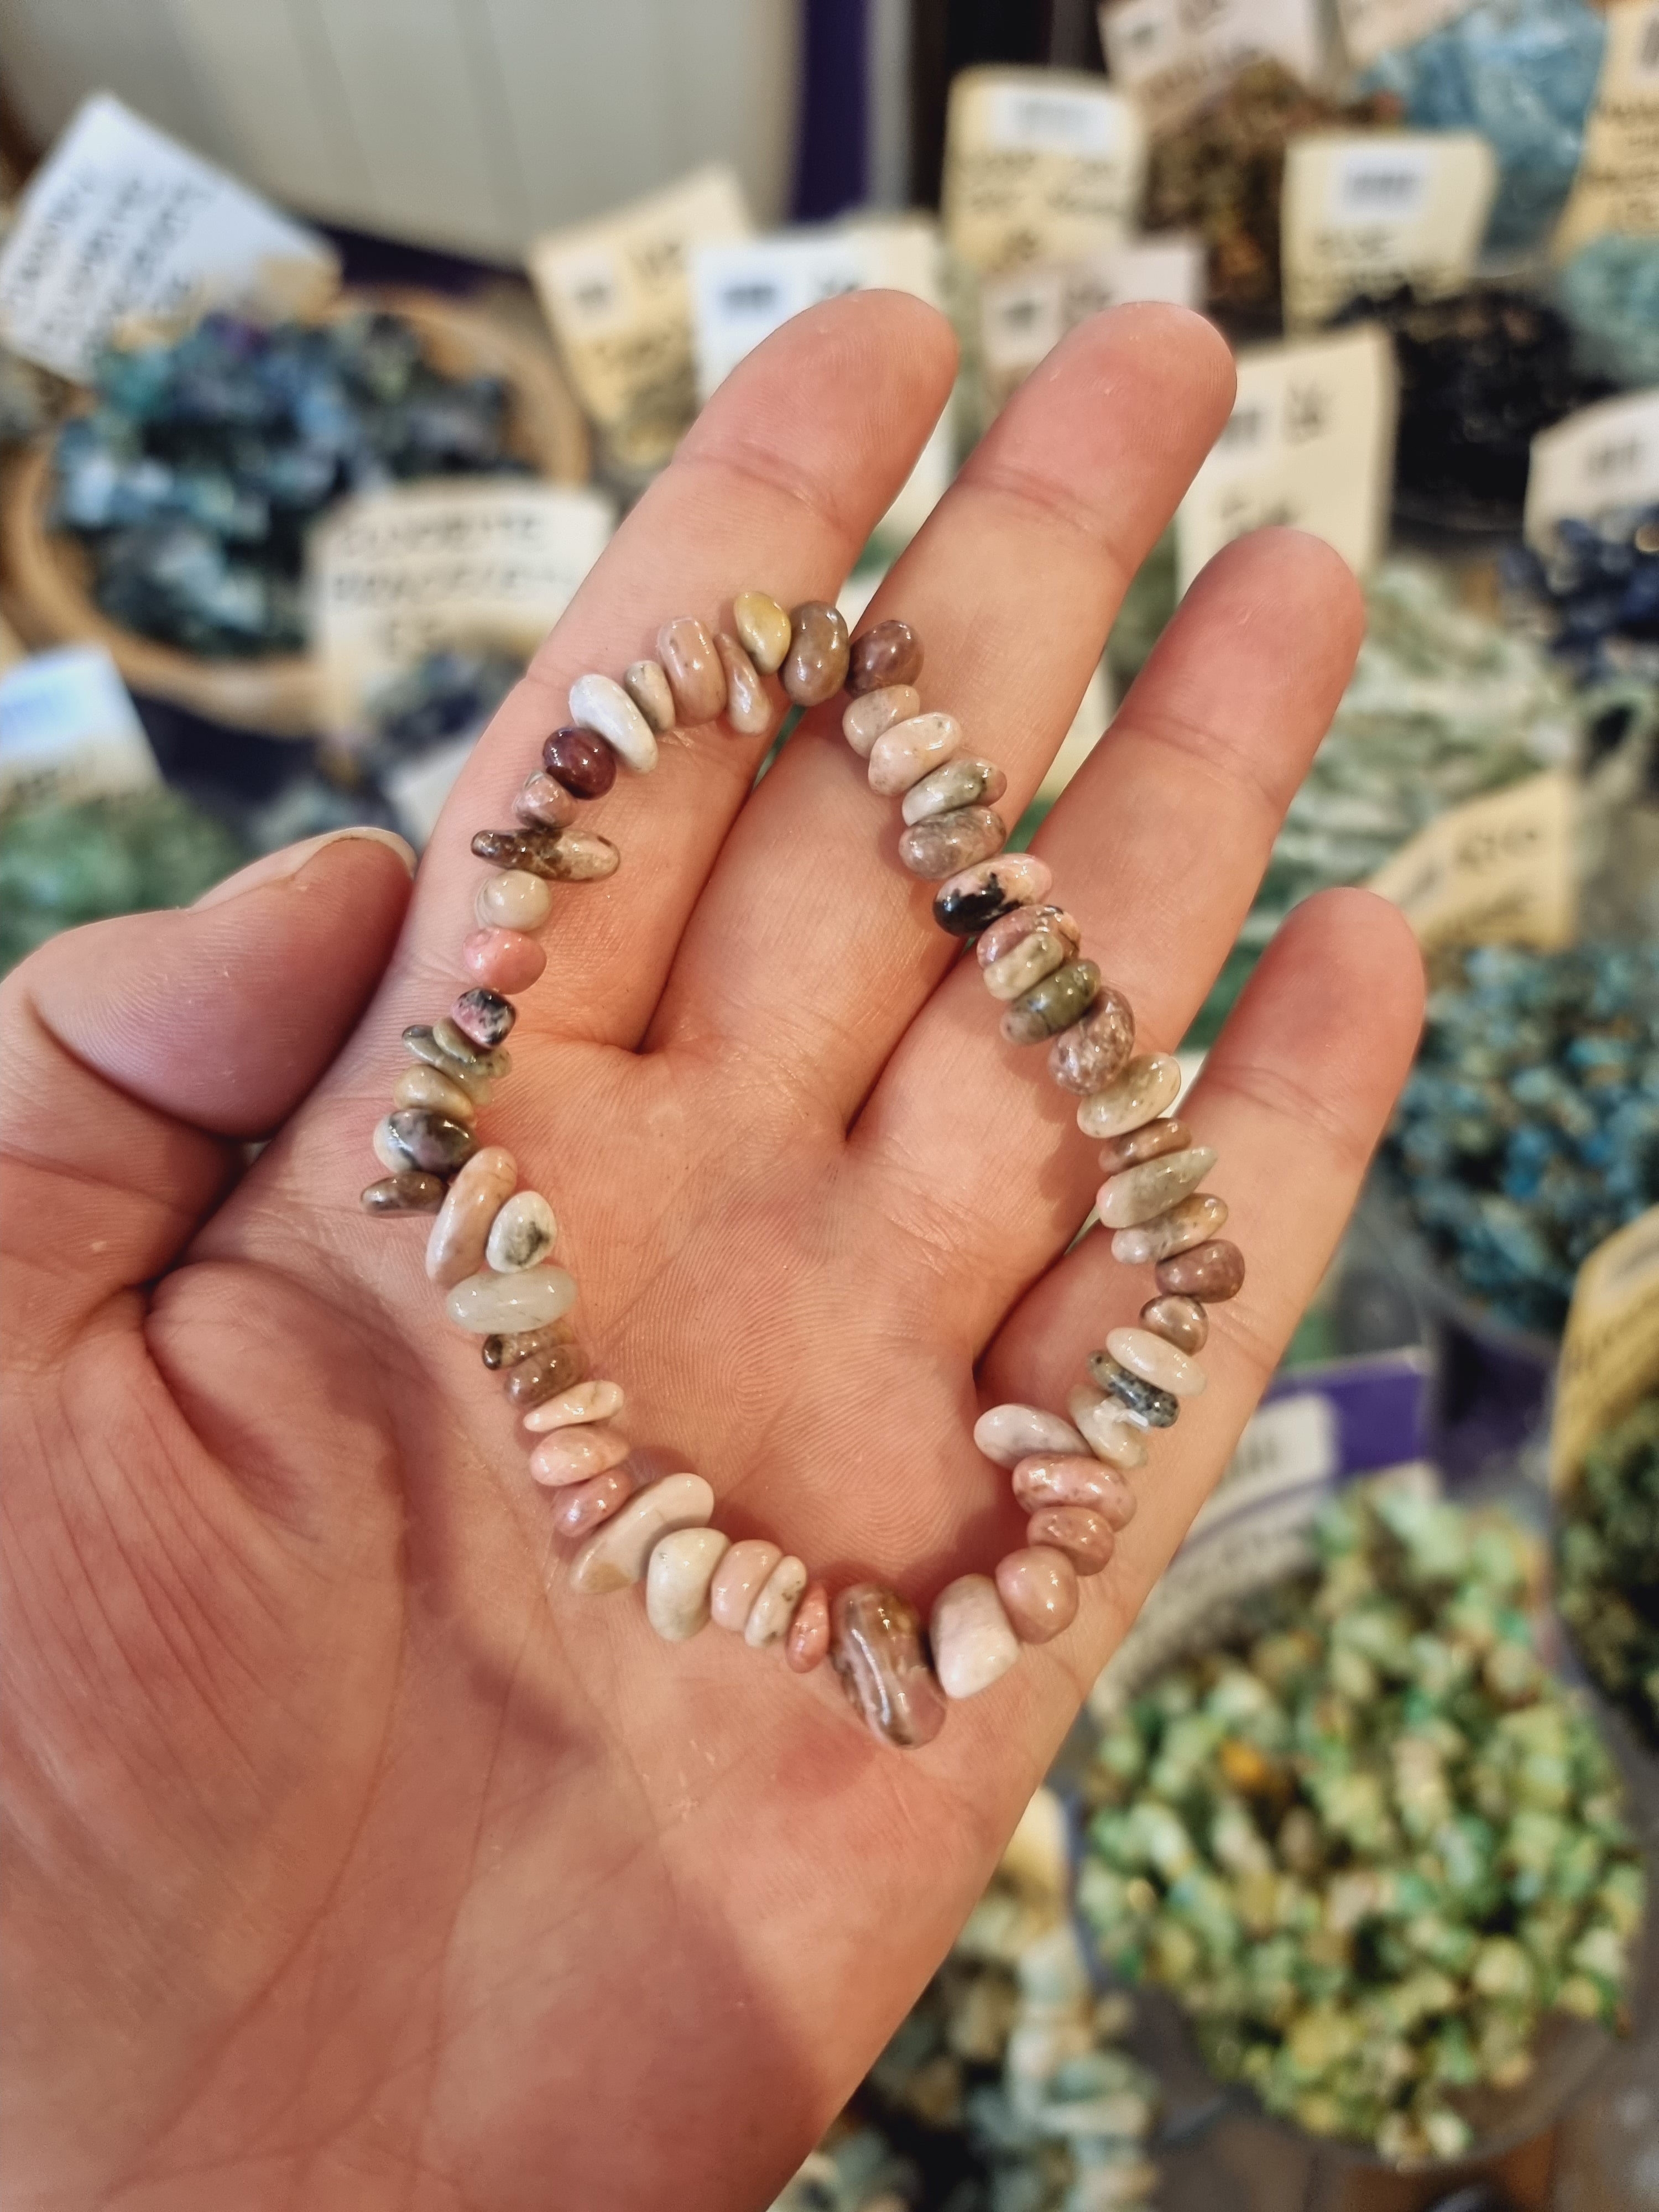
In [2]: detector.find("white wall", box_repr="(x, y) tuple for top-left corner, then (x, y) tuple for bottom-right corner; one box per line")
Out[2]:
(0, 0), (797, 257)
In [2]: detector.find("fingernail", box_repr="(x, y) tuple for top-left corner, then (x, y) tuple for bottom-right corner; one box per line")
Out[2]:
(192, 826), (417, 910)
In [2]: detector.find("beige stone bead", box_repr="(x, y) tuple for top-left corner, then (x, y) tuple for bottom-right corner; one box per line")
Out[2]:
(394, 1063), (477, 1124)
(646, 1527), (729, 1640)
(1141, 1294), (1207, 1353)
(521, 1380), (626, 1434)
(982, 928), (1072, 1003)
(476, 869), (553, 932)
(624, 659), (676, 733)
(709, 1538), (783, 1631)
(900, 755), (1008, 825)
(445, 1264), (576, 1334)
(744, 1553), (808, 1647)
(734, 590), (791, 675)
(1096, 1147), (1217, 1229)
(868, 711), (961, 796)
(973, 1403), (1089, 1467)
(529, 1421), (632, 1488)
(842, 683), (920, 758)
(1066, 1385), (1150, 1471)
(1097, 1117), (1191, 1178)
(657, 616), (727, 723)
(1110, 1192), (1229, 1266)
(1074, 1053), (1182, 1140)
(995, 1548), (1079, 1645)
(485, 1190), (557, 1272)
(781, 601), (849, 705)
(930, 1574), (1020, 1699)
(425, 1147), (518, 1287)
(1011, 1451), (1139, 1524)
(568, 671), (658, 774)
(570, 1473), (714, 1594)
(1106, 1326), (1207, 1399)
(714, 630), (774, 737)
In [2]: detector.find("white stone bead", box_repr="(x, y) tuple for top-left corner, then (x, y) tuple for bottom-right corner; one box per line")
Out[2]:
(973, 1404), (1089, 1468)
(1106, 1326), (1207, 1399)
(485, 1190), (557, 1271)
(1066, 1386), (1150, 1470)
(521, 1380), (626, 1433)
(444, 1264), (576, 1334)
(931, 1574), (1020, 1700)
(624, 659), (676, 732)
(476, 869), (553, 932)
(1074, 1054), (1182, 1140)
(570, 1473), (714, 1594)
(743, 1553), (808, 1647)
(568, 671), (658, 773)
(645, 1527), (729, 1640)
(868, 711), (961, 796)
(1095, 1147), (1216, 1229)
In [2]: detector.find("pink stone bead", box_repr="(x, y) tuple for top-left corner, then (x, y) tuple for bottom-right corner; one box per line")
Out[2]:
(529, 1422), (631, 1488)
(1011, 1454), (1138, 1528)
(552, 1468), (636, 1539)
(995, 1547), (1080, 1644)
(975, 902), (1081, 969)
(1025, 1505), (1115, 1575)
(513, 772), (579, 831)
(462, 928), (546, 994)
(786, 1582), (831, 1673)
(708, 1538), (782, 1631)
(425, 1147), (517, 1288)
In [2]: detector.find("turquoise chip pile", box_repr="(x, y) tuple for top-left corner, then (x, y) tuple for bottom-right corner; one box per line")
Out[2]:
(1558, 1394), (1659, 1747)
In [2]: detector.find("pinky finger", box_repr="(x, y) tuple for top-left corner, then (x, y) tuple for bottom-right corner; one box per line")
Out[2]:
(978, 886), (1424, 1678)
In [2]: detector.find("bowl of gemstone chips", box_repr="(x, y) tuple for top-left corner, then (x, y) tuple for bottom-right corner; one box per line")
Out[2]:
(1077, 1477), (1649, 2168)
(2, 288), (588, 733)
(1557, 1392), (1659, 1763)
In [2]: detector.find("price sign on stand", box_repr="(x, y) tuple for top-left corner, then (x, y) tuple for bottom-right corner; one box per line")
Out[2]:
(1175, 325), (1396, 592)
(1281, 132), (1497, 330)
(1553, 0), (1659, 258)
(1334, 0), (1472, 72)
(942, 69), (1147, 274)
(1099, 0), (1325, 136)
(979, 236), (1205, 406)
(0, 645), (159, 807)
(0, 95), (338, 384)
(1366, 768), (1578, 953)
(1551, 1207), (1659, 1495)
(527, 166), (752, 473)
(1524, 390), (1659, 542)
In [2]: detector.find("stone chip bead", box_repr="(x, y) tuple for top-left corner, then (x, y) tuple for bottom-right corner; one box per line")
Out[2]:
(786, 1582), (832, 1673)
(982, 924), (1074, 1004)
(375, 1108), (478, 1177)
(1112, 1192), (1229, 1267)
(1048, 985), (1136, 1098)
(570, 1473), (714, 1594)
(734, 590), (791, 675)
(530, 1422), (632, 1488)
(482, 1319), (575, 1369)
(1089, 1353), (1180, 1428)
(1001, 959), (1101, 1046)
(451, 987), (515, 1048)
(898, 804), (1007, 881)
(1096, 1146), (1216, 1230)
(502, 1340), (588, 1409)
(431, 1020), (510, 1078)
(995, 1548), (1080, 1645)
(1011, 1454), (1138, 1525)
(744, 1554), (809, 1648)
(842, 683), (920, 758)
(709, 1539), (783, 1631)
(474, 869), (553, 933)
(901, 756), (1008, 825)
(1075, 1052), (1182, 1139)
(542, 726), (616, 798)
(1066, 1385), (1151, 1471)
(471, 826), (619, 883)
(446, 1263), (576, 1335)
(1141, 1294), (1207, 1354)
(868, 711), (961, 796)
(658, 615), (728, 723)
(569, 671), (659, 774)
(513, 772), (579, 830)
(463, 926), (545, 994)
(394, 1063), (478, 1124)
(521, 1380), (625, 1433)
(1097, 1118), (1191, 1177)
(977, 903), (1079, 969)
(1106, 1325), (1207, 1399)
(623, 659), (676, 733)
(782, 600), (849, 706)
(974, 1402), (1090, 1467)
(361, 1171), (446, 1214)
(1156, 1239), (1245, 1302)
(486, 1190), (557, 1272)
(553, 1468), (635, 1540)
(1025, 1505), (1116, 1575)
(403, 1023), (494, 1097)
(847, 618), (922, 696)
(714, 629), (773, 737)
(829, 1584), (947, 1749)
(646, 1528), (729, 1640)
(930, 1574), (1020, 1700)
(933, 854), (1053, 937)
(426, 1146), (518, 1287)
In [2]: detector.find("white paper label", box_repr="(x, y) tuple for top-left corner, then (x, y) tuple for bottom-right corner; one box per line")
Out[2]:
(942, 68), (1147, 274)
(526, 166), (752, 468)
(1524, 390), (1659, 541)
(1281, 132), (1496, 330)
(0, 95), (339, 385)
(979, 236), (1205, 405)
(310, 479), (614, 736)
(1335, 0), (1472, 74)
(1099, 0), (1325, 135)
(1176, 325), (1396, 591)
(1553, 0), (1659, 256)
(0, 645), (159, 806)
(1367, 768), (1578, 953)
(1551, 1207), (1659, 1491)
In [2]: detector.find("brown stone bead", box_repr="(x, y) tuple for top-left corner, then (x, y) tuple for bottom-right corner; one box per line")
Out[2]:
(1156, 1239), (1246, 1302)
(513, 772), (579, 830)
(1001, 959), (1102, 1046)
(897, 804), (1007, 881)
(847, 618), (922, 696)
(976, 903), (1081, 969)
(552, 1467), (637, 1540)
(502, 1338), (589, 1408)
(995, 1547), (1080, 1644)
(657, 615), (727, 723)
(1047, 984), (1136, 1095)
(829, 1584), (947, 1748)
(361, 1172), (446, 1214)
(1097, 1117), (1191, 1177)
(542, 726), (616, 796)
(1011, 1454), (1136, 1526)
(383, 1108), (477, 1175)
(471, 826), (618, 883)
(713, 630), (773, 738)
(786, 1582), (832, 1673)
(481, 1319), (577, 1370)
(1024, 1505), (1116, 1575)
(1141, 1293), (1208, 1353)
(782, 601), (850, 706)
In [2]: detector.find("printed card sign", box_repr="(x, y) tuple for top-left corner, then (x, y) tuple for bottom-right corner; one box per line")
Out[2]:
(0, 645), (159, 806)
(527, 166), (752, 471)
(1551, 1207), (1659, 1492)
(1335, 0), (1473, 74)
(1175, 325), (1396, 591)
(310, 480), (614, 736)
(979, 236), (1206, 404)
(1553, 0), (1659, 257)
(0, 95), (339, 385)
(1366, 768), (1578, 953)
(1525, 390), (1659, 542)
(942, 69), (1147, 274)
(1281, 132), (1497, 327)
(1099, 0), (1325, 137)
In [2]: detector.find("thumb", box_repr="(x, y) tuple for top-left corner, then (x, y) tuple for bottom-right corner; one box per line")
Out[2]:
(0, 827), (414, 1354)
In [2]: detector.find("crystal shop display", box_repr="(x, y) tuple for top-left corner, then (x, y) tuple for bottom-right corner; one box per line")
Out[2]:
(1383, 944), (1659, 1338)
(1080, 1478), (1646, 2164)
(1558, 237), (1659, 391)
(1503, 506), (1659, 688)
(1557, 1394), (1659, 1749)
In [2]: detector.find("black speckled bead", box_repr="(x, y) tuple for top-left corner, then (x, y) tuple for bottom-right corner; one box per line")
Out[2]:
(452, 987), (515, 1048)
(1087, 1353), (1180, 1429)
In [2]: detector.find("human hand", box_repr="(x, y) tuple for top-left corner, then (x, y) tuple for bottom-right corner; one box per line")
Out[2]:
(1, 294), (1423, 2211)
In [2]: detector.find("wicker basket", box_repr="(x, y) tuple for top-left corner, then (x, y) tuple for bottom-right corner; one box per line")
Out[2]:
(0, 286), (590, 735)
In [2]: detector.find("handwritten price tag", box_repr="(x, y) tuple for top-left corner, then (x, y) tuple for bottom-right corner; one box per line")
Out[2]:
(1525, 390), (1659, 541)
(1281, 132), (1496, 330)
(1366, 768), (1578, 954)
(1551, 1208), (1659, 1492)
(942, 67), (1146, 274)
(1554, 0), (1659, 257)
(1099, 0), (1324, 135)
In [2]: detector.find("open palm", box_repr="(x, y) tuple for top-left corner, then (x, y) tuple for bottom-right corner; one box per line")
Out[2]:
(2, 295), (1423, 2211)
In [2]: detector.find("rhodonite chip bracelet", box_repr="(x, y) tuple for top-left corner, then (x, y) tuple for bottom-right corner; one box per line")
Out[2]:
(361, 593), (1246, 1749)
